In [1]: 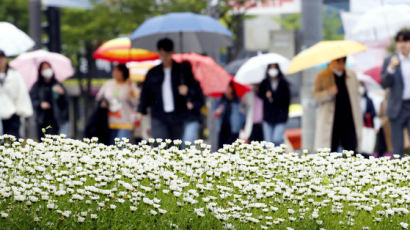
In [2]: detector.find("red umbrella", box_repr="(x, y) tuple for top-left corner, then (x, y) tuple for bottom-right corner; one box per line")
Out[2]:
(173, 53), (232, 96)
(364, 66), (382, 84)
(208, 76), (251, 98)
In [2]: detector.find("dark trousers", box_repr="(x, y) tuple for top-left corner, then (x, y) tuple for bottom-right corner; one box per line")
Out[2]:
(331, 118), (357, 152)
(151, 115), (184, 140)
(218, 123), (239, 149)
(2, 114), (20, 138)
(249, 123), (264, 142)
(389, 100), (410, 157)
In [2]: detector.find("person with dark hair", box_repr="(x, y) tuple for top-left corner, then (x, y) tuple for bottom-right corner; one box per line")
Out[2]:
(96, 64), (139, 144)
(381, 29), (410, 157)
(257, 63), (290, 145)
(213, 81), (245, 148)
(0, 50), (33, 138)
(137, 38), (202, 140)
(30, 61), (68, 138)
(313, 57), (362, 152)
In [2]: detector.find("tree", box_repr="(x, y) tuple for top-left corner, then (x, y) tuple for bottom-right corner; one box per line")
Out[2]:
(0, 0), (29, 33)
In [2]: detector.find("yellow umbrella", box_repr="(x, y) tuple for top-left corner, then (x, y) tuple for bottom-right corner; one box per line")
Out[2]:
(127, 60), (160, 82)
(286, 40), (367, 75)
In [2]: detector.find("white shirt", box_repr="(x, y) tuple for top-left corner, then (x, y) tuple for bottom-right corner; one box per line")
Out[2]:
(387, 52), (410, 100)
(162, 67), (175, 112)
(270, 80), (279, 91)
(361, 97), (367, 114)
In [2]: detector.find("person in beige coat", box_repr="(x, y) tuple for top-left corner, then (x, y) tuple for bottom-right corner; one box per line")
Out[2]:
(313, 57), (362, 152)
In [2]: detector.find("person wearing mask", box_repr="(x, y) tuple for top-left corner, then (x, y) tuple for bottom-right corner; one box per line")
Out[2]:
(313, 57), (362, 152)
(213, 82), (245, 148)
(258, 63), (290, 145)
(96, 64), (139, 144)
(0, 50), (33, 138)
(240, 84), (264, 142)
(381, 29), (410, 158)
(30, 61), (69, 138)
(137, 38), (200, 140)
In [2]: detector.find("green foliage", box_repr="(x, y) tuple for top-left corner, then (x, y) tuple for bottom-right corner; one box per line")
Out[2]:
(0, 0), (29, 32)
(322, 8), (344, 40)
(273, 14), (301, 31)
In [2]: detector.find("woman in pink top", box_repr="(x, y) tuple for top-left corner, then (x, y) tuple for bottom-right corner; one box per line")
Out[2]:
(240, 84), (264, 142)
(96, 64), (139, 144)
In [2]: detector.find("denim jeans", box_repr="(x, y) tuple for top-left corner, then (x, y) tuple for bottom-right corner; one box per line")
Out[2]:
(262, 122), (286, 145)
(182, 120), (200, 143)
(109, 129), (132, 145)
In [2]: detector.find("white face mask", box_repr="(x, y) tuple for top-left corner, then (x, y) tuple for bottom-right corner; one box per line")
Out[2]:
(41, 69), (54, 79)
(268, 69), (278, 78)
(359, 86), (365, 96)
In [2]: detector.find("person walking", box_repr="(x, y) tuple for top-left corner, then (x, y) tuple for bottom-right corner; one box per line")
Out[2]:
(258, 63), (290, 145)
(30, 61), (69, 138)
(240, 84), (264, 142)
(381, 29), (410, 157)
(213, 81), (245, 148)
(313, 57), (362, 152)
(137, 38), (200, 140)
(96, 64), (139, 144)
(359, 82), (376, 129)
(0, 50), (33, 138)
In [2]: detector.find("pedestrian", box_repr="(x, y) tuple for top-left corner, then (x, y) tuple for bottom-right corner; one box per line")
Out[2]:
(96, 64), (139, 144)
(258, 63), (290, 145)
(0, 50), (33, 138)
(30, 61), (69, 138)
(381, 29), (410, 157)
(181, 79), (205, 144)
(313, 57), (362, 152)
(359, 82), (377, 155)
(240, 84), (264, 142)
(137, 38), (199, 140)
(213, 81), (245, 148)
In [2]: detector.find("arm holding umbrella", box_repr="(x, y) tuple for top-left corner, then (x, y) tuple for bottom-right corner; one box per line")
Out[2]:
(381, 55), (399, 88)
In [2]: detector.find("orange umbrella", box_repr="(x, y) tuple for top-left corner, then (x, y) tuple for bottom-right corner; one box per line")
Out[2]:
(93, 37), (159, 64)
(127, 60), (160, 82)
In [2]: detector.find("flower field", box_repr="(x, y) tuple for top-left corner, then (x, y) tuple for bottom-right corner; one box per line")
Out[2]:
(0, 134), (409, 230)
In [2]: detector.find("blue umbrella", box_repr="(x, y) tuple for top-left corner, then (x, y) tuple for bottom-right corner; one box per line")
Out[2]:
(130, 12), (233, 53)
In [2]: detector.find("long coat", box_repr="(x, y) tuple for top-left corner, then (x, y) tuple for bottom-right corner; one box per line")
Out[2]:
(313, 67), (362, 150)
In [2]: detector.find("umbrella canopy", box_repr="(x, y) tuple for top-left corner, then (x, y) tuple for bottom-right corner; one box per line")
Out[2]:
(127, 60), (160, 82)
(10, 50), (74, 90)
(224, 58), (249, 76)
(130, 12), (232, 53)
(173, 53), (249, 97)
(93, 37), (159, 63)
(286, 40), (367, 75)
(364, 66), (382, 84)
(357, 73), (382, 92)
(352, 5), (410, 41)
(234, 53), (290, 85)
(0, 22), (35, 56)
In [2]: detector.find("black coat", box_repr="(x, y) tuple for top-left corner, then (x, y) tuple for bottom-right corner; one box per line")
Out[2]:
(258, 77), (290, 125)
(363, 95), (376, 128)
(138, 61), (202, 122)
(85, 100), (110, 145)
(30, 80), (69, 125)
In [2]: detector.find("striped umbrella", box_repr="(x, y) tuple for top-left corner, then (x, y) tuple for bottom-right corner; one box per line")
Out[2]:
(93, 37), (159, 63)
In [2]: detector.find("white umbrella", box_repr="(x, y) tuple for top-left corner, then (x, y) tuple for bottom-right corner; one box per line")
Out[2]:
(352, 5), (410, 41)
(0, 22), (35, 56)
(234, 53), (290, 85)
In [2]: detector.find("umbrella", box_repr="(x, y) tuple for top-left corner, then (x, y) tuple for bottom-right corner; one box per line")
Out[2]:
(224, 58), (249, 75)
(286, 40), (367, 75)
(352, 5), (410, 41)
(127, 60), (160, 82)
(364, 66), (382, 84)
(10, 50), (74, 90)
(130, 12), (232, 53)
(234, 53), (290, 85)
(0, 22), (35, 56)
(172, 53), (232, 96)
(93, 37), (159, 63)
(357, 73), (383, 92)
(208, 76), (251, 98)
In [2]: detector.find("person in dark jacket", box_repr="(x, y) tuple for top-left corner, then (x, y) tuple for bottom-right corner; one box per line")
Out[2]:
(359, 82), (376, 128)
(213, 81), (245, 148)
(85, 98), (110, 145)
(182, 79), (205, 143)
(30, 61), (68, 139)
(258, 63), (290, 145)
(137, 38), (200, 140)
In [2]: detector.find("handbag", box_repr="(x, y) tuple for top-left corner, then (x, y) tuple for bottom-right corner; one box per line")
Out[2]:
(361, 127), (376, 154)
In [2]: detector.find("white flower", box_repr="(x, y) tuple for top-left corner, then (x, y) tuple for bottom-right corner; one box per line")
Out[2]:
(158, 208), (167, 214)
(150, 210), (157, 215)
(288, 209), (295, 215)
(110, 204), (117, 210)
(91, 214), (98, 219)
(78, 217), (85, 223)
(130, 206), (137, 212)
(400, 223), (408, 229)
(1, 212), (8, 218)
